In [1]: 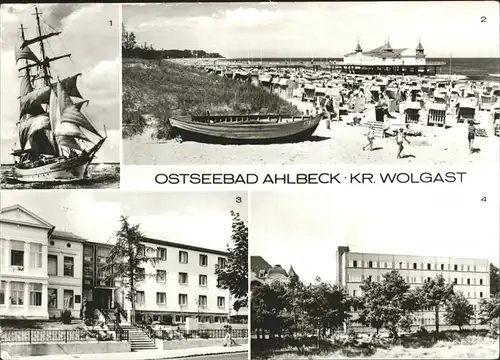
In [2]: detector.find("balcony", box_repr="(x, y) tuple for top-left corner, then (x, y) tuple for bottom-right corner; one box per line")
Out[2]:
(11, 265), (24, 272)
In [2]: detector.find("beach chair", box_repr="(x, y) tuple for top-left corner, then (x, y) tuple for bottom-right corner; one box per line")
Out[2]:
(404, 101), (421, 124)
(457, 101), (476, 123)
(427, 102), (447, 126)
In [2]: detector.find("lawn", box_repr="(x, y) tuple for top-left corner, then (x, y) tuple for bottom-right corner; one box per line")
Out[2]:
(252, 330), (500, 359)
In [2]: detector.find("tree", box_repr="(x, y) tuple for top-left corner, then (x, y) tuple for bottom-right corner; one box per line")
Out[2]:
(104, 216), (158, 325)
(357, 270), (419, 338)
(490, 264), (500, 296)
(478, 294), (500, 324)
(122, 23), (137, 53)
(444, 292), (474, 331)
(302, 282), (351, 347)
(215, 211), (248, 312)
(416, 274), (455, 333)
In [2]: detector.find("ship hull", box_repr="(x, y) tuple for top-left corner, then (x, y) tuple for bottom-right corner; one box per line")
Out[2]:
(11, 138), (106, 183)
(13, 156), (90, 183)
(169, 115), (322, 144)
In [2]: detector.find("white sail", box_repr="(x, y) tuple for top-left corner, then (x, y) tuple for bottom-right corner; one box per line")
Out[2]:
(61, 104), (101, 137)
(57, 135), (82, 151)
(27, 113), (50, 140)
(54, 122), (91, 142)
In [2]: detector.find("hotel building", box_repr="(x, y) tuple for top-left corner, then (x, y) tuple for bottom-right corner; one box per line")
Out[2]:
(250, 256), (298, 288)
(341, 38), (444, 75)
(1, 205), (247, 325)
(336, 246), (490, 331)
(0, 205), (84, 319)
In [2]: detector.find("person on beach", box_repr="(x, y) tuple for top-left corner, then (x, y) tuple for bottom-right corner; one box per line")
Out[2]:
(323, 95), (335, 129)
(363, 126), (375, 151)
(468, 120), (476, 153)
(396, 127), (411, 159)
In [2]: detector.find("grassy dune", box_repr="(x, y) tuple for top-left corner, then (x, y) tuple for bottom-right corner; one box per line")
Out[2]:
(122, 59), (301, 139)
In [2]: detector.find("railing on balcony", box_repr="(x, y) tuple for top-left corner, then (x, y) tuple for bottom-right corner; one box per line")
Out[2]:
(10, 265), (24, 272)
(0, 329), (129, 344)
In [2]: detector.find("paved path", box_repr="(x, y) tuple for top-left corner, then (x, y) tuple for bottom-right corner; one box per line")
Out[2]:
(9, 345), (248, 360)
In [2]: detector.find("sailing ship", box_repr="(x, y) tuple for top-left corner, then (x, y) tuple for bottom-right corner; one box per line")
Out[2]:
(11, 7), (106, 183)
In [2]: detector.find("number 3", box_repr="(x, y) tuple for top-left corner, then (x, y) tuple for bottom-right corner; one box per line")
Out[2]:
(236, 197), (242, 203)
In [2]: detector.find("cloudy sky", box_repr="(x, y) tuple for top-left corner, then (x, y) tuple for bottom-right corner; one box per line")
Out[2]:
(123, 2), (499, 58)
(251, 187), (500, 285)
(1, 191), (247, 252)
(0, 4), (120, 163)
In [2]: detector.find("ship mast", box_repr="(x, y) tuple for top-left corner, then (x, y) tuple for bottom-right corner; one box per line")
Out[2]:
(34, 6), (51, 86)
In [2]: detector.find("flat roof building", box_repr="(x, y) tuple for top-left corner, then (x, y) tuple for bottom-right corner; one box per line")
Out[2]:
(336, 246), (490, 331)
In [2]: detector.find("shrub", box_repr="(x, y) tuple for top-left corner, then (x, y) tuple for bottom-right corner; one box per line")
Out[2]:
(61, 310), (72, 324)
(199, 331), (210, 339)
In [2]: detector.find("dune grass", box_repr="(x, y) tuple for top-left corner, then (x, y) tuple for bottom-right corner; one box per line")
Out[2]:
(122, 58), (301, 139)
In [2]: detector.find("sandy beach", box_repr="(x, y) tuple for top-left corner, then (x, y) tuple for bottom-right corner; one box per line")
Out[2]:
(123, 113), (499, 165)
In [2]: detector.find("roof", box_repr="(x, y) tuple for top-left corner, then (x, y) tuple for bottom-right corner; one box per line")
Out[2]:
(268, 264), (288, 277)
(0, 204), (55, 232)
(51, 230), (87, 243)
(251, 255), (272, 274)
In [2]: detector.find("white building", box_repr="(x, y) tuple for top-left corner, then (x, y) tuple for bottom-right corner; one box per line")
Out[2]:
(0, 205), (83, 320)
(118, 238), (246, 325)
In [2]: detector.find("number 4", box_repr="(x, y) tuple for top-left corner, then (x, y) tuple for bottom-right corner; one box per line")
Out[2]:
(481, 196), (487, 202)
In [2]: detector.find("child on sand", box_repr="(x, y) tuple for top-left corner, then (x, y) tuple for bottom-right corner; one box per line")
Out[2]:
(363, 126), (375, 151)
(396, 127), (411, 159)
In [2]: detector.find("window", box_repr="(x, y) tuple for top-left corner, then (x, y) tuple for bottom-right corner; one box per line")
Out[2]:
(384, 262), (387, 268)
(11, 282), (24, 305)
(413, 263), (417, 269)
(63, 257), (74, 277)
(353, 260), (358, 267)
(217, 279), (222, 287)
(156, 270), (166, 283)
(11, 246), (24, 268)
(427, 263), (431, 270)
(0, 281), (5, 304)
(454, 264), (458, 271)
(137, 268), (145, 281)
(63, 290), (74, 309)
(353, 290), (356, 296)
(30, 243), (42, 268)
(199, 275), (207, 286)
(179, 251), (188, 264)
(48, 255), (58, 276)
(83, 265), (93, 278)
(157, 247), (167, 261)
(179, 272), (188, 285)
(198, 295), (207, 307)
(48, 288), (57, 308)
(136, 291), (145, 304)
(217, 257), (226, 268)
(156, 292), (166, 304)
(199, 254), (208, 266)
(427, 277), (431, 282)
(480, 279), (483, 285)
(461, 265), (464, 271)
(30, 283), (42, 306)
(480, 292), (483, 298)
(467, 278), (471, 285)
(217, 296), (225, 308)
(137, 245), (145, 257)
(454, 278), (458, 284)
(441, 264), (445, 271)
(467, 265), (470, 271)
(83, 245), (93, 258)
(178, 294), (188, 306)
(367, 275), (372, 281)
(368, 261), (373, 268)
(399, 262), (403, 269)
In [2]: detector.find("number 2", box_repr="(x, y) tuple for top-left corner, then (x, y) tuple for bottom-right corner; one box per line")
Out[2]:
(481, 16), (486, 23)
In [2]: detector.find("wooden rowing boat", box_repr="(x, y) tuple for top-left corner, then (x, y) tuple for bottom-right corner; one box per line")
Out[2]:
(169, 114), (322, 144)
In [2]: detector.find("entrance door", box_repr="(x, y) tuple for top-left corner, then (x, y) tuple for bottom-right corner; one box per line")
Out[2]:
(95, 288), (112, 309)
